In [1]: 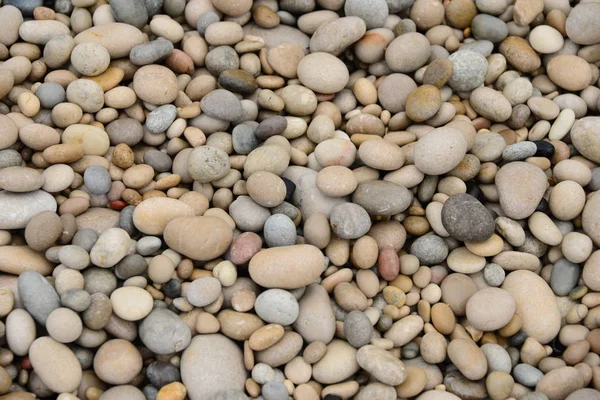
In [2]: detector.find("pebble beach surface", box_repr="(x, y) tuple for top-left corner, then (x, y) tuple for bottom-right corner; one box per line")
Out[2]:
(0, 0), (600, 399)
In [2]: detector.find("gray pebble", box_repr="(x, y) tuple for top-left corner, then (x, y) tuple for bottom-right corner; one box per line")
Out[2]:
(410, 235), (449, 265)
(513, 363), (544, 387)
(210, 390), (250, 400)
(353, 180), (413, 216)
(144, 0), (163, 16)
(164, 0), (185, 17)
(517, 233), (547, 258)
(386, 0), (415, 12)
(58, 245), (90, 270)
(483, 263), (505, 287)
(137, 236), (162, 256)
(550, 258), (581, 296)
(277, 11), (296, 26)
(146, 361), (181, 388)
(35, 82), (66, 109)
(262, 381), (289, 400)
(344, 310), (373, 348)
(109, 0), (148, 29)
(589, 167), (600, 191)
(143, 149), (173, 173)
(71, 229), (98, 252)
(471, 14), (508, 43)
(200, 89), (243, 122)
(61, 289), (91, 312)
(146, 104), (177, 134)
(401, 341), (419, 359)
(143, 385), (158, 400)
(502, 141), (537, 161)
(4, 0), (42, 16)
(255, 116), (288, 140)
(119, 205), (138, 237)
(448, 50), (488, 92)
(130, 38), (174, 66)
(83, 267), (117, 296)
(329, 203), (372, 240)
(254, 289), (299, 326)
(54, 0), (74, 14)
(114, 254), (148, 280)
(139, 308), (191, 354)
(196, 11), (220, 35)
(106, 118), (144, 146)
(0, 149), (23, 170)
(460, 40), (494, 57)
(555, 220), (574, 236)
(187, 146), (231, 183)
(229, 196), (270, 232)
(205, 46), (240, 76)
(18, 271), (60, 325)
(345, 0), (388, 29)
(232, 124), (260, 155)
(441, 193), (495, 242)
(264, 214), (297, 248)
(252, 363), (276, 385)
(271, 201), (300, 221)
(521, 393), (549, 400)
(83, 165), (112, 195)
(71, 345), (95, 369)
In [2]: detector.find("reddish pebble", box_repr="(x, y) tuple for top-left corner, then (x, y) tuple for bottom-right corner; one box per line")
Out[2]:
(109, 200), (127, 211)
(229, 232), (263, 264)
(378, 248), (400, 281)
(21, 357), (31, 369)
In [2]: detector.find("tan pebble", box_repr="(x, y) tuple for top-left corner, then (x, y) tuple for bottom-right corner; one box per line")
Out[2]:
(486, 371), (514, 400)
(316, 166), (358, 197)
(396, 365), (427, 398)
(249, 324), (285, 351)
(431, 303), (455, 335)
(156, 382), (186, 400)
(447, 338), (487, 380)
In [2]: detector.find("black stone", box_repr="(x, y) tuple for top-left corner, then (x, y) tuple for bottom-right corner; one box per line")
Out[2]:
(509, 330), (528, 347)
(282, 178), (296, 202)
(533, 141), (555, 158)
(535, 198), (550, 215)
(163, 279), (182, 298)
(466, 180), (485, 204)
(146, 361), (181, 388)
(549, 337), (566, 355)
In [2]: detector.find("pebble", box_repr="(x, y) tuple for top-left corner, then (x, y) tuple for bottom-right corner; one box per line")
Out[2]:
(442, 193), (494, 242)
(466, 288), (516, 331)
(448, 50), (488, 92)
(343, 311), (373, 348)
(181, 334), (246, 399)
(356, 344), (406, 385)
(297, 52), (349, 94)
(255, 289), (299, 326)
(329, 203), (372, 239)
(249, 245), (324, 289)
(386, 32), (430, 73)
(495, 162), (548, 220)
(29, 337), (82, 393)
(414, 127), (467, 175)
(566, 2), (600, 45)
(139, 308), (191, 354)
(502, 270), (561, 344)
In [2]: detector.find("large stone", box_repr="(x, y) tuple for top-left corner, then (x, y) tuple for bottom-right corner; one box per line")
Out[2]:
(502, 270), (561, 344)
(0, 190), (57, 229)
(495, 162), (547, 220)
(181, 334), (247, 400)
(442, 193), (495, 242)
